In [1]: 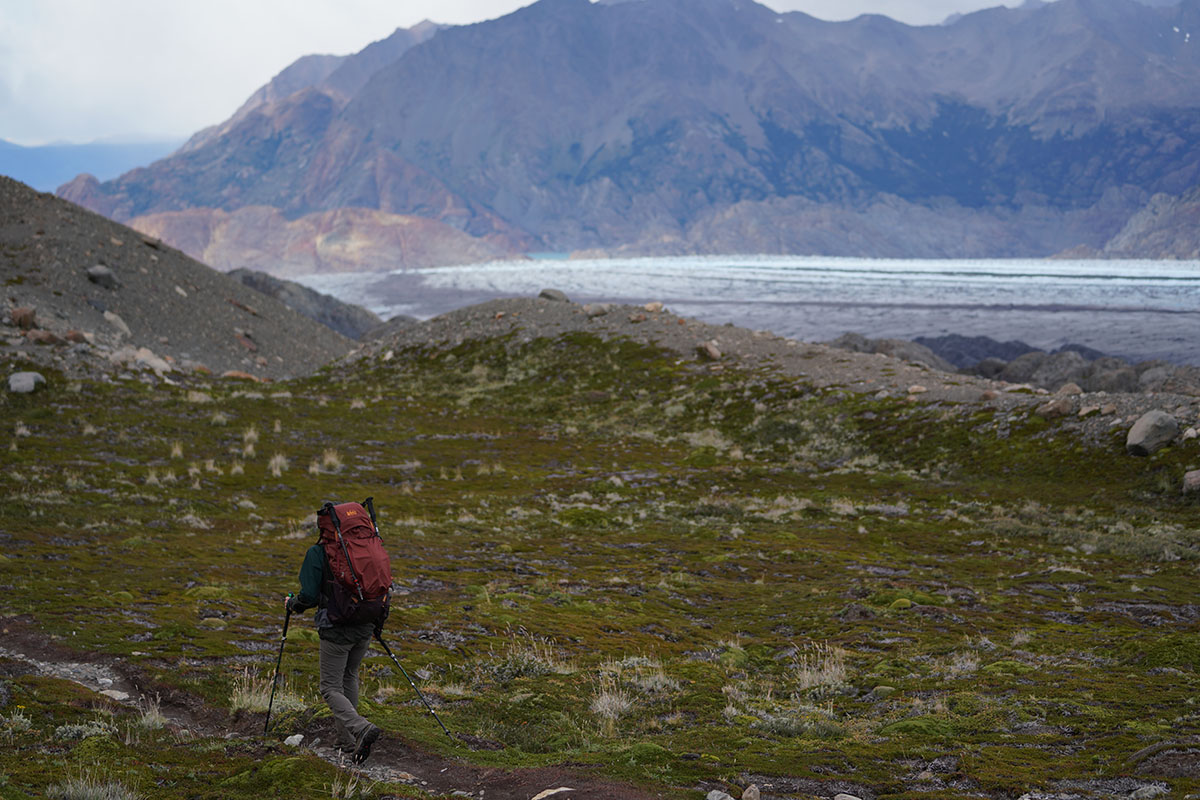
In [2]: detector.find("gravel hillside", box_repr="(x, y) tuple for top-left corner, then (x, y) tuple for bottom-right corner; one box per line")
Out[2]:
(1, 177), (354, 380)
(353, 293), (1200, 448)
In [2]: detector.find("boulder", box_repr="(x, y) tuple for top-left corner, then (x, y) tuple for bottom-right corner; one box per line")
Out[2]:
(1134, 359), (1173, 376)
(10, 306), (36, 329)
(86, 264), (120, 289)
(8, 371), (46, 393)
(1183, 470), (1200, 495)
(1029, 350), (1088, 391)
(103, 310), (131, 337)
(828, 333), (954, 371)
(698, 341), (722, 361)
(539, 288), (570, 302)
(742, 786), (760, 800)
(1086, 367), (1138, 394)
(974, 357), (1008, 379)
(1057, 382), (1083, 396)
(583, 303), (611, 317)
(879, 339), (954, 371)
(108, 346), (138, 367)
(1036, 396), (1074, 419)
(830, 332), (872, 353)
(707, 792), (735, 800)
(999, 351), (1048, 384)
(135, 347), (172, 375)
(1138, 366), (1173, 392)
(26, 329), (63, 345)
(1126, 410), (1179, 456)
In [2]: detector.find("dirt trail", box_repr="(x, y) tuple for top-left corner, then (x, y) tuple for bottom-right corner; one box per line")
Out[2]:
(0, 622), (672, 800)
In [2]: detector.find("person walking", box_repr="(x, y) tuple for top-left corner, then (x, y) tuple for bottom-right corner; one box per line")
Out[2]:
(286, 501), (390, 764)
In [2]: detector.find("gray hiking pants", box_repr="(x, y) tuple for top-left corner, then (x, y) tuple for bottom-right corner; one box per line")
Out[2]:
(319, 633), (373, 747)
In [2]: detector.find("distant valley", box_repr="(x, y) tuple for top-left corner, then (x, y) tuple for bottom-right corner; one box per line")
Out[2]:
(56, 0), (1200, 272)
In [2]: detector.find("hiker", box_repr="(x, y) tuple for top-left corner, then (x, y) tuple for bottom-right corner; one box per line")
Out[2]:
(285, 501), (392, 764)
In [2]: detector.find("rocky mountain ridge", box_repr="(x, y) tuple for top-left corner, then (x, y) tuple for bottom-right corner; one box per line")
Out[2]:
(227, 267), (381, 340)
(57, 0), (1200, 272)
(0, 177), (354, 381)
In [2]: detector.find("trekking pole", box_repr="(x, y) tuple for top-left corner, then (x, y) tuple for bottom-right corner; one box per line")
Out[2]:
(264, 595), (293, 735)
(374, 633), (453, 739)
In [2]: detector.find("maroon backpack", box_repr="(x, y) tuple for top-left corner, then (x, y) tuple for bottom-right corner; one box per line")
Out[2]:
(317, 499), (392, 625)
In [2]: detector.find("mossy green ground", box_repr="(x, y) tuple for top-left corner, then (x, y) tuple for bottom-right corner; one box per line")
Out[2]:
(2, 333), (1198, 798)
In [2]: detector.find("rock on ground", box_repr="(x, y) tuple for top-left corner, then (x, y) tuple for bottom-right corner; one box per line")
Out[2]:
(1126, 410), (1180, 456)
(8, 371), (46, 393)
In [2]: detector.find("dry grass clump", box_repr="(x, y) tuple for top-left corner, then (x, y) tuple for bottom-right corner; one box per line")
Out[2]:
(268, 453), (289, 477)
(750, 494), (814, 521)
(943, 650), (981, 677)
(328, 764), (375, 798)
(792, 642), (848, 690)
(602, 655), (682, 696)
(137, 694), (168, 730)
(828, 497), (859, 517)
(321, 448), (343, 472)
(482, 630), (575, 682)
(209, 411), (229, 426)
(229, 668), (305, 714)
(591, 672), (633, 735)
(46, 767), (141, 800)
(169, 441), (183, 459)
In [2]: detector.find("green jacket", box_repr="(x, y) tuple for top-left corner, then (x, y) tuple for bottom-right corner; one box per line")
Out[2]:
(290, 543), (374, 644)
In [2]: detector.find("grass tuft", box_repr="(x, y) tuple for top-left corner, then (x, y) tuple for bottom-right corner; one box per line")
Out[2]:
(229, 668), (305, 714)
(46, 768), (140, 800)
(268, 453), (289, 477)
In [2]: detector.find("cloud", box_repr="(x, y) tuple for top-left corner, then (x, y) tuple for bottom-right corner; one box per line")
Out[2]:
(774, 0), (1023, 25)
(0, 0), (534, 144)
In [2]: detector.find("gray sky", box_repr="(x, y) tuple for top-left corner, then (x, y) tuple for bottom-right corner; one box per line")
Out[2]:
(0, 0), (1026, 146)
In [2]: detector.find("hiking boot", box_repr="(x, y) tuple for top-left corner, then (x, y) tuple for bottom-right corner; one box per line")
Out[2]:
(353, 724), (380, 764)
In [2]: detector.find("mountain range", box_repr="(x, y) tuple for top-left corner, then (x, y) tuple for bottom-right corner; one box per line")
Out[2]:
(0, 137), (181, 193)
(58, 0), (1200, 272)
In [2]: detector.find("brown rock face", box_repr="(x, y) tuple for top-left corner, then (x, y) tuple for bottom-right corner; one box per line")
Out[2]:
(129, 206), (525, 276)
